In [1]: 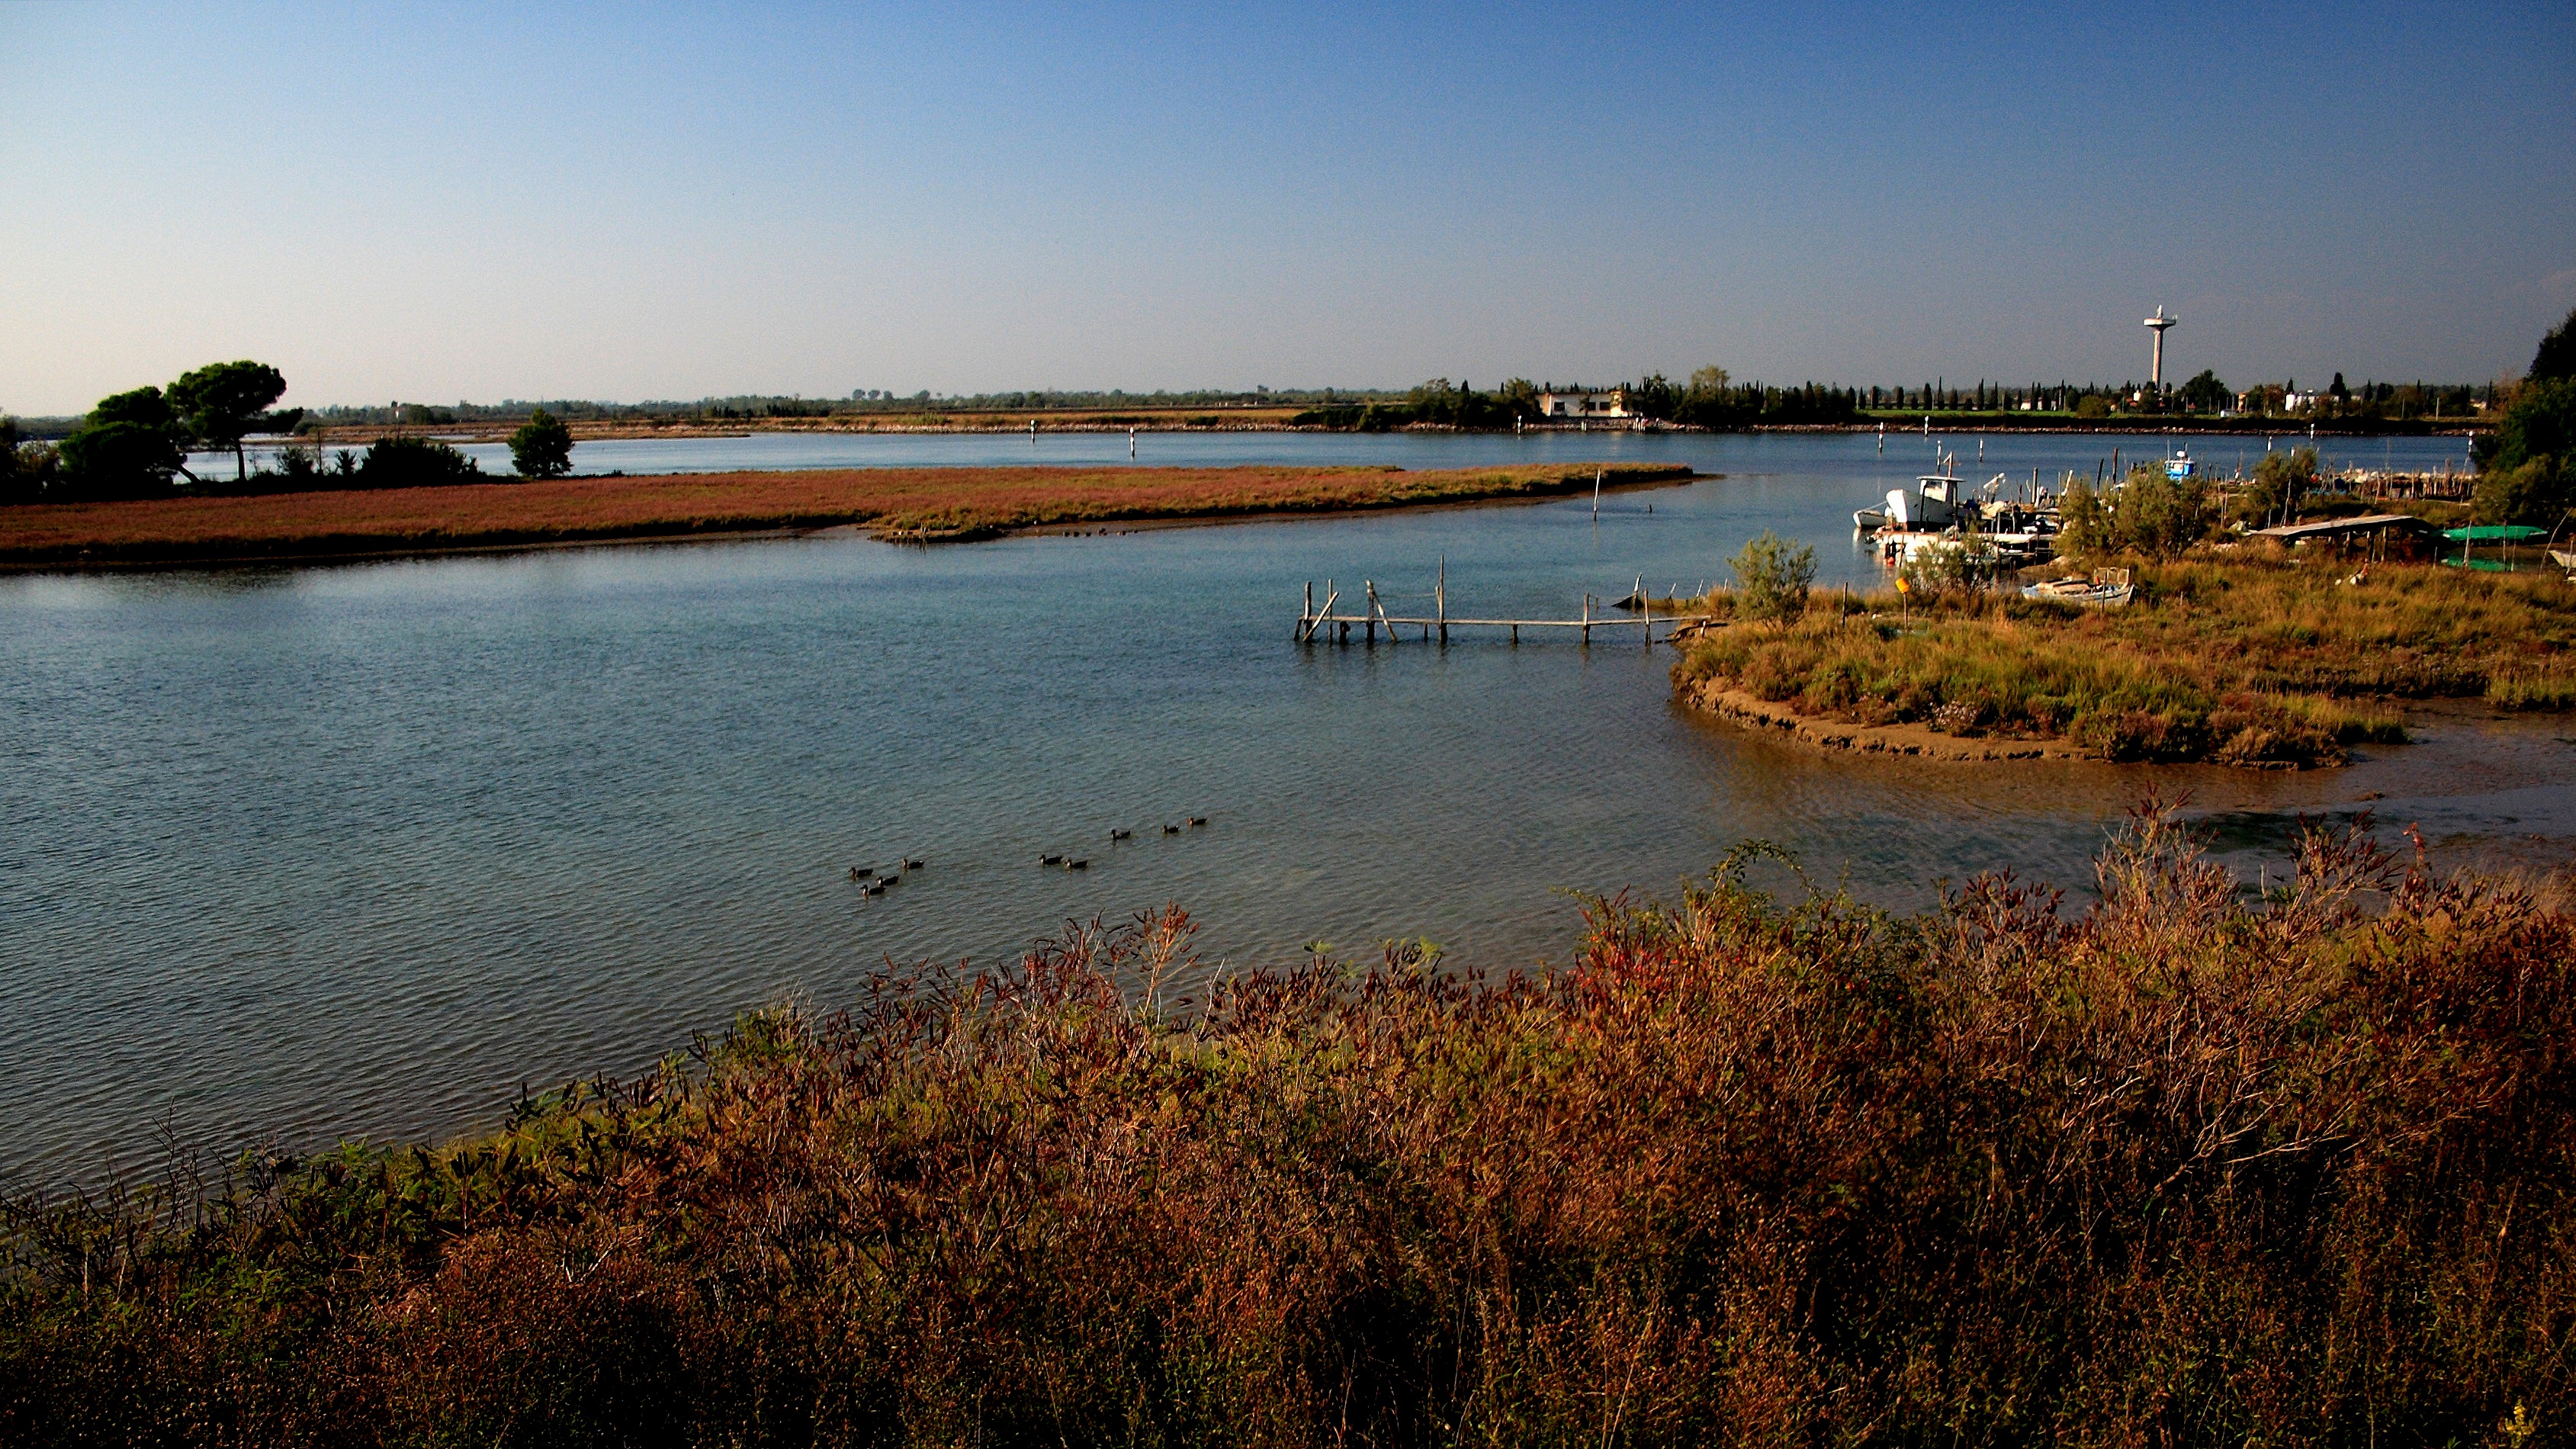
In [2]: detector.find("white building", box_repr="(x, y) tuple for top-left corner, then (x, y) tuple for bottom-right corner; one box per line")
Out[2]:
(1537, 390), (1628, 419)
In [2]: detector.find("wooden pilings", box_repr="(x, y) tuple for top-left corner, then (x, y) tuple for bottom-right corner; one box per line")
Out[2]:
(1299, 570), (1710, 647)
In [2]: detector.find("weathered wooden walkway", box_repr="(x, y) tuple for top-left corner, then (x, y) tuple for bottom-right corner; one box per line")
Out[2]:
(1297, 562), (1715, 648)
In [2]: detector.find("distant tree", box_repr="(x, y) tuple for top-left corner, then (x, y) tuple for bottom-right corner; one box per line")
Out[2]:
(509, 408), (576, 479)
(167, 361), (289, 483)
(357, 435), (483, 490)
(1729, 530), (1815, 625)
(1494, 378), (1540, 419)
(0, 416), (34, 505)
(1687, 366), (1730, 400)
(2057, 478), (2112, 554)
(2470, 377), (2573, 525)
(2530, 305), (2576, 383)
(2237, 446), (2321, 529)
(2073, 395), (2112, 420)
(57, 387), (192, 500)
(2118, 465), (2216, 557)
(2179, 368), (2230, 413)
(1624, 373), (1678, 421)
(2328, 372), (2350, 403)
(2473, 457), (2569, 527)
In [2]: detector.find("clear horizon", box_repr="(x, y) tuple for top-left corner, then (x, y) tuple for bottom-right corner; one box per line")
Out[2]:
(4, 1), (2571, 417)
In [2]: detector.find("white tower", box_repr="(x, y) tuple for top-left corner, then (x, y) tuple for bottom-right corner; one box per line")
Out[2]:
(2144, 307), (2178, 391)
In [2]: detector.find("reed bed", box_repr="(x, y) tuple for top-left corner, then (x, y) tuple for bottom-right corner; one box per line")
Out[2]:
(3, 811), (2570, 1444)
(1675, 555), (2576, 765)
(0, 462), (1690, 567)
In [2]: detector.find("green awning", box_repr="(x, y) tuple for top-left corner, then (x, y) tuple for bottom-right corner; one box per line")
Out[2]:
(2441, 525), (2549, 541)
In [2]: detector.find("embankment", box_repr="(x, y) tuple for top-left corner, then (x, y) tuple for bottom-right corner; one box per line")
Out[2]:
(0, 461), (1693, 568)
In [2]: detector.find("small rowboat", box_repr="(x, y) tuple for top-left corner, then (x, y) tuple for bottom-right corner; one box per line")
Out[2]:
(2022, 567), (2134, 609)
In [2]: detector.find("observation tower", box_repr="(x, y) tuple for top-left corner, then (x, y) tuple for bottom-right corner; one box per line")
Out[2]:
(2144, 307), (2178, 390)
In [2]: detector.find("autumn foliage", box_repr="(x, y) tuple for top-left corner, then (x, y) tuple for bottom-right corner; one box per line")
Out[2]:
(3, 811), (2571, 1444)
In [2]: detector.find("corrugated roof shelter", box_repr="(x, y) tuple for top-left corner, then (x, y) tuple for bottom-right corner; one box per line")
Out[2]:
(2251, 515), (2439, 545)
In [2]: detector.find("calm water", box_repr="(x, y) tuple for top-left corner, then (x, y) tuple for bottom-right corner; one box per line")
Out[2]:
(9, 432), (2558, 1184)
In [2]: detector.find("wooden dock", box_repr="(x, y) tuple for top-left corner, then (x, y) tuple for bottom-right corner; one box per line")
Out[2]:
(1297, 561), (1716, 648)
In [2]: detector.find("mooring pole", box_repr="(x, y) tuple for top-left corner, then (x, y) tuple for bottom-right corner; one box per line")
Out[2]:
(1365, 581), (1377, 644)
(1582, 592), (1592, 647)
(1436, 556), (1447, 644)
(1302, 580), (1313, 641)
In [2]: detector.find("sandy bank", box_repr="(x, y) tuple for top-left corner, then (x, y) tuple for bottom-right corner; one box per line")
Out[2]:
(1683, 678), (2094, 763)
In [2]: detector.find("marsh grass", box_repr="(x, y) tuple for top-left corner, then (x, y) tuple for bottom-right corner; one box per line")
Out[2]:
(3, 812), (2571, 1444)
(1675, 554), (2576, 764)
(0, 462), (1691, 567)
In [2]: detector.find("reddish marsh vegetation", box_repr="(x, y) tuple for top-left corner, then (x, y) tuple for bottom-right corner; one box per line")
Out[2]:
(0, 462), (1690, 567)
(3, 813), (2571, 1444)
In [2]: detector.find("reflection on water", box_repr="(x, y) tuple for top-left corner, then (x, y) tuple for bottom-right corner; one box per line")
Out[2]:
(7, 433), (2555, 1184)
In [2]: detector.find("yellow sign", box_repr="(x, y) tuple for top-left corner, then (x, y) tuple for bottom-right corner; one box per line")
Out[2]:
(1895, 575), (1911, 593)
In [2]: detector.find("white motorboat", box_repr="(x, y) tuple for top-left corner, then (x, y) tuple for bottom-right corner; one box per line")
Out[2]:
(1858, 467), (1982, 531)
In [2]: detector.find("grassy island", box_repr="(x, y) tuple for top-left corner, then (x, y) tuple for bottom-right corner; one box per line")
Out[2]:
(2, 814), (2568, 1441)
(0, 461), (1692, 568)
(1673, 553), (2576, 767)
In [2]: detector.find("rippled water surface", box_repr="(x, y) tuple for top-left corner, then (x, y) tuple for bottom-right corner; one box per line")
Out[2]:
(8, 431), (2558, 1182)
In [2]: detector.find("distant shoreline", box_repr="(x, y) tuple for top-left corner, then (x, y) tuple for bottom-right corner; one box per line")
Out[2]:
(0, 461), (1698, 572)
(291, 413), (2486, 447)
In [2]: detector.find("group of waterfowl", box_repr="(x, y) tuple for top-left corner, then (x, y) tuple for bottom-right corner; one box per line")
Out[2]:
(846, 818), (1212, 900)
(1041, 815), (1208, 871)
(846, 857), (926, 897)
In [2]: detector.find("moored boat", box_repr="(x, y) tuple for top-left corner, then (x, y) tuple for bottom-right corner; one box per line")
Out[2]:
(2022, 567), (2134, 609)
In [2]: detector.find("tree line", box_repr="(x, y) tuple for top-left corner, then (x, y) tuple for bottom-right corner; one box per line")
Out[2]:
(3, 365), (575, 505)
(1289, 369), (1863, 431)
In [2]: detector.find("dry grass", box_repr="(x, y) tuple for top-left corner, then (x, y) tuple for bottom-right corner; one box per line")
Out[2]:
(3, 812), (2571, 1444)
(0, 462), (1689, 567)
(1675, 554), (2576, 765)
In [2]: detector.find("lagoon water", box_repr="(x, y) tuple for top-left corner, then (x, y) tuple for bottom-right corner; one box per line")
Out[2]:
(7, 430), (2560, 1184)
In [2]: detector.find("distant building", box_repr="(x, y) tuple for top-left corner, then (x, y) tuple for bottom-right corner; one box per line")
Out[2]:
(1537, 390), (1628, 419)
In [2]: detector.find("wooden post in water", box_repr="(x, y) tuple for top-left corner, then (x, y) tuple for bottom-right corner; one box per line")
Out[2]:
(1436, 556), (1447, 644)
(1581, 592), (1592, 647)
(1364, 581), (1377, 644)
(1302, 580), (1313, 641)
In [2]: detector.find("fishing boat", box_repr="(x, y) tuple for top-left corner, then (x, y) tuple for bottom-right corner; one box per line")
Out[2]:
(1855, 461), (1980, 531)
(2022, 567), (2134, 609)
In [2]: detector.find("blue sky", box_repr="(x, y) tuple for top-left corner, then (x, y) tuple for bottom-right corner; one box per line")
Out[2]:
(3, 2), (2570, 414)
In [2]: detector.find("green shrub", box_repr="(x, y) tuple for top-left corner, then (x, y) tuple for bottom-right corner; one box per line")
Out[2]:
(2234, 445), (2320, 529)
(357, 435), (483, 490)
(1729, 529), (1815, 624)
(508, 408), (575, 480)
